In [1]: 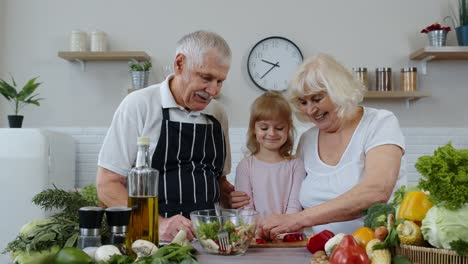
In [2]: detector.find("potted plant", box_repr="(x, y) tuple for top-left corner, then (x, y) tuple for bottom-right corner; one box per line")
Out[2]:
(129, 60), (152, 89)
(446, 0), (468, 45)
(420, 23), (451, 47)
(0, 75), (43, 128)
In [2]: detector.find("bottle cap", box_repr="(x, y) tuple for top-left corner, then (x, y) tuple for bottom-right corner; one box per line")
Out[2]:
(78, 206), (104, 229)
(105, 207), (132, 228)
(137, 136), (150, 146)
(352, 67), (367, 72)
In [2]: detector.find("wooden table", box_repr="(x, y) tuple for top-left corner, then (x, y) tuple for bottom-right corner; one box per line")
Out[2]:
(193, 242), (312, 264)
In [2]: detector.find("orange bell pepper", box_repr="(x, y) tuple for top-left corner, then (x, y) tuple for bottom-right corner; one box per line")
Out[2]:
(352, 226), (375, 249)
(397, 191), (433, 221)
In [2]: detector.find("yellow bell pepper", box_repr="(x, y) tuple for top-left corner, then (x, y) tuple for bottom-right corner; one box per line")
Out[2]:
(397, 191), (432, 221)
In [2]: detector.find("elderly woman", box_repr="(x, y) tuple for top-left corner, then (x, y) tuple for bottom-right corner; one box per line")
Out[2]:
(234, 53), (407, 238)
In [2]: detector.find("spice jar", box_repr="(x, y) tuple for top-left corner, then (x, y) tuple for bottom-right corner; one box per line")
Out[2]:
(401, 67), (417, 92)
(353, 67), (370, 90)
(69, 30), (87, 51)
(375, 67), (392, 91)
(90, 30), (107, 52)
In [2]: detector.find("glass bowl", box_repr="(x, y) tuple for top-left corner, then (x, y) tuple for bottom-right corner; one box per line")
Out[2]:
(190, 209), (258, 255)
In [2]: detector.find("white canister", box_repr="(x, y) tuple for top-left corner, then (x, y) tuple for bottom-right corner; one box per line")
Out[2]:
(70, 30), (87, 51)
(90, 30), (107, 52)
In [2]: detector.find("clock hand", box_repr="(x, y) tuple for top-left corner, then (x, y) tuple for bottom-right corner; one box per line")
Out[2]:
(260, 61), (280, 79)
(261, 59), (281, 67)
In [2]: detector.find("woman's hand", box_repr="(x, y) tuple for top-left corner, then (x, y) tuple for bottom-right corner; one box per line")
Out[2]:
(257, 213), (304, 240)
(159, 215), (196, 242)
(230, 191), (250, 209)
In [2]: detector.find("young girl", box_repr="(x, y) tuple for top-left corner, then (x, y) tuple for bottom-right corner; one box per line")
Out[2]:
(235, 91), (305, 218)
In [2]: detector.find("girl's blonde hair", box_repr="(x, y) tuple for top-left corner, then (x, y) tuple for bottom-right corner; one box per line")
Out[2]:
(246, 91), (294, 159)
(288, 53), (365, 122)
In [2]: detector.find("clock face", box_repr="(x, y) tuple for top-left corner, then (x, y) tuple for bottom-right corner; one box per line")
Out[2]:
(247, 36), (303, 91)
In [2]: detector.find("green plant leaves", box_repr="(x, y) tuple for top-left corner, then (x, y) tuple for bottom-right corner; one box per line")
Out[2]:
(0, 75), (43, 115)
(129, 60), (152, 71)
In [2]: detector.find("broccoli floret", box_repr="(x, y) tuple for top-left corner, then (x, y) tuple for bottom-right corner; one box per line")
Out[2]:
(364, 203), (395, 229)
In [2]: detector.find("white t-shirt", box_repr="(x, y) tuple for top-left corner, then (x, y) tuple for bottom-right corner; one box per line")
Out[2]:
(235, 156), (305, 217)
(298, 107), (407, 234)
(98, 75), (231, 177)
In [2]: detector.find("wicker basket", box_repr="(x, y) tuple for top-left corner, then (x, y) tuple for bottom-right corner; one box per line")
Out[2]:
(396, 244), (468, 264)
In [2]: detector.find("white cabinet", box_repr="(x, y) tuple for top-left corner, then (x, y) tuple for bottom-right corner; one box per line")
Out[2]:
(0, 129), (75, 263)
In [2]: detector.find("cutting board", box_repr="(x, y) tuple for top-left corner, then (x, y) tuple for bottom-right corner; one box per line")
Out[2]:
(249, 238), (308, 248)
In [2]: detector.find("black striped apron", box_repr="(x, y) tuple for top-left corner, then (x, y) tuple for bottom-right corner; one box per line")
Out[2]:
(152, 108), (226, 218)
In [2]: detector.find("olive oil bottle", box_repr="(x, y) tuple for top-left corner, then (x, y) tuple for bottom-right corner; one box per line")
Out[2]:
(126, 136), (159, 252)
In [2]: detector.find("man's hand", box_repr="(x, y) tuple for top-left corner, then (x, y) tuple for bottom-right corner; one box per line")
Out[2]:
(159, 215), (196, 242)
(219, 176), (235, 208)
(230, 191), (250, 209)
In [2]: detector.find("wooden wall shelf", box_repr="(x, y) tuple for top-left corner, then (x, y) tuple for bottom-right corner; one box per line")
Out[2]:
(58, 51), (150, 62)
(409, 47), (468, 74)
(364, 91), (431, 99)
(364, 91), (430, 108)
(410, 46), (468, 60)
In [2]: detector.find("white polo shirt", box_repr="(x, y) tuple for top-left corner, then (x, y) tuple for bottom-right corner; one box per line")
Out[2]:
(98, 75), (231, 177)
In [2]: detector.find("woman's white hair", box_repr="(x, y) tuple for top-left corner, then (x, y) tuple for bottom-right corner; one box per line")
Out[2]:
(175, 30), (232, 71)
(288, 53), (365, 122)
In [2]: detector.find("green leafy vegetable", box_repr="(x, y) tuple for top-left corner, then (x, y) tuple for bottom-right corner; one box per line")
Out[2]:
(449, 239), (468, 256)
(415, 142), (468, 210)
(197, 221), (219, 240)
(364, 203), (395, 229)
(421, 204), (468, 250)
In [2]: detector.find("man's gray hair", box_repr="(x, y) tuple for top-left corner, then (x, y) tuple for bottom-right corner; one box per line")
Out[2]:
(176, 30), (232, 70)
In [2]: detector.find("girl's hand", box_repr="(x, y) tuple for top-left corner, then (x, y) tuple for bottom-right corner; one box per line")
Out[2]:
(230, 191), (250, 208)
(258, 213), (303, 240)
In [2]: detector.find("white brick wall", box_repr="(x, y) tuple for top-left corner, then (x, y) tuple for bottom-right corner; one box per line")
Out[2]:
(48, 127), (468, 188)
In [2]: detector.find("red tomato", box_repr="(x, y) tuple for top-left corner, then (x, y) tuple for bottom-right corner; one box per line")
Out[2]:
(330, 235), (370, 264)
(283, 233), (305, 242)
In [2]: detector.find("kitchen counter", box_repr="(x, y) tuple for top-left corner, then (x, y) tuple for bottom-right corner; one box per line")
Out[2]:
(193, 242), (311, 264)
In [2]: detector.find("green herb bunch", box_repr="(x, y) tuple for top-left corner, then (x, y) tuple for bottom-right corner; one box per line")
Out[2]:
(0, 74), (43, 115)
(3, 184), (100, 256)
(129, 60), (152, 71)
(106, 243), (199, 264)
(415, 142), (468, 210)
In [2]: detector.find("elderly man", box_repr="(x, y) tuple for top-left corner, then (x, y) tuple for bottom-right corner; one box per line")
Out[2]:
(96, 30), (233, 241)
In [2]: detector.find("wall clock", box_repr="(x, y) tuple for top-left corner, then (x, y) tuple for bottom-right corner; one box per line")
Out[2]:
(247, 36), (303, 91)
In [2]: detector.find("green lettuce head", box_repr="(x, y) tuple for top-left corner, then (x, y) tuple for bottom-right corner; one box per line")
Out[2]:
(421, 204), (468, 249)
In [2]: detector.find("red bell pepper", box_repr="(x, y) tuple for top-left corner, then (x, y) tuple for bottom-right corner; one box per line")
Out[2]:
(306, 229), (335, 254)
(330, 235), (370, 264)
(283, 232), (305, 242)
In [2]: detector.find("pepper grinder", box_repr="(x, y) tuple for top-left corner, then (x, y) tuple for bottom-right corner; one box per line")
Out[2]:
(105, 206), (132, 252)
(77, 206), (104, 249)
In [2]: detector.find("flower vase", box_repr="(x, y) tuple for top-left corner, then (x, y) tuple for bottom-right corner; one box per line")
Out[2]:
(427, 30), (448, 47)
(456, 26), (468, 46)
(131, 71), (149, 89)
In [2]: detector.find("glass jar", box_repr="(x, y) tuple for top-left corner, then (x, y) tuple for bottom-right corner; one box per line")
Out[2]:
(90, 30), (107, 52)
(69, 30), (87, 51)
(401, 67), (417, 92)
(353, 67), (370, 90)
(375, 67), (392, 91)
